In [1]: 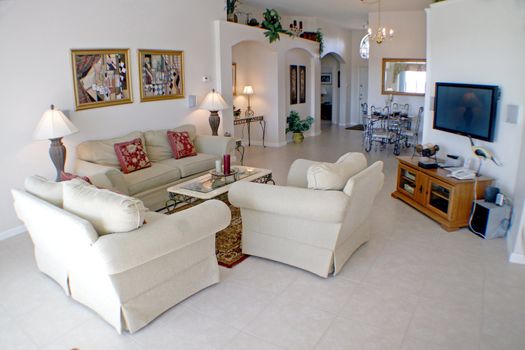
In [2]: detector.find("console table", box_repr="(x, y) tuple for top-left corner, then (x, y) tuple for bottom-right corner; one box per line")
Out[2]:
(391, 156), (493, 231)
(234, 115), (266, 147)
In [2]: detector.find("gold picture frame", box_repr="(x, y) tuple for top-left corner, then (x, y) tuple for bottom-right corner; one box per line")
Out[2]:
(138, 49), (185, 102)
(71, 49), (133, 111)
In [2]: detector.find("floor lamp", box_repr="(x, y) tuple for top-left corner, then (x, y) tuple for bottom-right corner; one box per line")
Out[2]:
(33, 105), (79, 181)
(200, 89), (228, 136)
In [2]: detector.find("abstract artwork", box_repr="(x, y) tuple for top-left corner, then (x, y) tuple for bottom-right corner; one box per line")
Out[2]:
(138, 49), (184, 102)
(71, 49), (132, 110)
(299, 65), (306, 104)
(290, 65), (298, 105)
(232, 63), (237, 96)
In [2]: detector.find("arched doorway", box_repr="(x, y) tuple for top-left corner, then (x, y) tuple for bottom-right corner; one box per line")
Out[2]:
(321, 52), (345, 127)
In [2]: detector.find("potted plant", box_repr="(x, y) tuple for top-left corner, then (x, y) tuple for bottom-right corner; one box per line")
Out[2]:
(286, 111), (314, 144)
(226, 0), (240, 22)
(261, 9), (291, 43)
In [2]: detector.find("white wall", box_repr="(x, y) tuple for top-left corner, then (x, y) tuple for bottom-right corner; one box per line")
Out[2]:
(318, 19), (353, 127)
(0, 0), (225, 234)
(368, 10), (426, 114)
(215, 21), (320, 147)
(350, 29), (369, 125)
(232, 41), (279, 145)
(423, 0), (525, 260)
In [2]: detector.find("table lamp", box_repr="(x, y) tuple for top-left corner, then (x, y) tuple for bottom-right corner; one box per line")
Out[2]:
(33, 105), (79, 181)
(200, 89), (228, 136)
(243, 85), (255, 117)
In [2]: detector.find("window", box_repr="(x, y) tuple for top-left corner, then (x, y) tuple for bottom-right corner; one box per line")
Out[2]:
(360, 34), (370, 60)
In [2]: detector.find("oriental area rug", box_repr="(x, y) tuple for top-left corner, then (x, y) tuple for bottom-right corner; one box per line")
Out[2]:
(171, 199), (248, 268)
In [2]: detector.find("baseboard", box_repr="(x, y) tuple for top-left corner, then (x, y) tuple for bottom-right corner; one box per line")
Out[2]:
(244, 140), (286, 148)
(0, 225), (26, 241)
(509, 252), (525, 265)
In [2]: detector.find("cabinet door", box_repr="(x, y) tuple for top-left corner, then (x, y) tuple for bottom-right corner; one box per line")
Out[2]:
(426, 178), (453, 219)
(397, 164), (418, 200)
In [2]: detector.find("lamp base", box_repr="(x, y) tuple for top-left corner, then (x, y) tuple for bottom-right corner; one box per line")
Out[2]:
(49, 138), (66, 182)
(209, 111), (220, 136)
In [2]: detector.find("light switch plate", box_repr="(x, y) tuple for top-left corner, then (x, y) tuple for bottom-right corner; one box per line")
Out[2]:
(188, 95), (197, 108)
(506, 104), (520, 124)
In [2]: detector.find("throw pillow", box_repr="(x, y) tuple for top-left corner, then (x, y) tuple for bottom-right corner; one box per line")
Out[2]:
(114, 138), (152, 174)
(60, 171), (92, 184)
(307, 153), (367, 191)
(167, 131), (197, 159)
(24, 175), (63, 207)
(62, 179), (146, 236)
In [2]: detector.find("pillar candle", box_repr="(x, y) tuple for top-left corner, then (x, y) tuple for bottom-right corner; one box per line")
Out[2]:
(223, 154), (231, 175)
(215, 160), (222, 173)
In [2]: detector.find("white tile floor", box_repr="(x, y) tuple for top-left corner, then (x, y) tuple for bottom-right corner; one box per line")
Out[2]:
(2, 123), (525, 349)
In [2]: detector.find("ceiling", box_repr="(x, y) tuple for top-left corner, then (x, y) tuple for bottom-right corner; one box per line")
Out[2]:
(242, 0), (433, 29)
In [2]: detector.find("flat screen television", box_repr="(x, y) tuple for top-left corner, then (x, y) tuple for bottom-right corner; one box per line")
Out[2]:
(433, 82), (500, 142)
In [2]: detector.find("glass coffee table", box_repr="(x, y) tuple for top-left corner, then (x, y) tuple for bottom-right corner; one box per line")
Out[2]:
(166, 166), (274, 211)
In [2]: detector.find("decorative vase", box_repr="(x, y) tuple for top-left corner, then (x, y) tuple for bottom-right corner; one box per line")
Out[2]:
(293, 132), (304, 144)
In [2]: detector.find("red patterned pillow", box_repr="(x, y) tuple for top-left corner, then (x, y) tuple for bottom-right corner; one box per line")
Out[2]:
(60, 171), (92, 184)
(114, 138), (152, 174)
(167, 131), (197, 159)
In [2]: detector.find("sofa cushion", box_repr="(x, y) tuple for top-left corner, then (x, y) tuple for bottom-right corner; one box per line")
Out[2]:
(307, 152), (367, 191)
(144, 125), (197, 162)
(63, 179), (146, 236)
(114, 138), (152, 174)
(124, 163), (182, 195)
(76, 131), (145, 167)
(158, 153), (220, 178)
(167, 131), (197, 159)
(24, 175), (63, 207)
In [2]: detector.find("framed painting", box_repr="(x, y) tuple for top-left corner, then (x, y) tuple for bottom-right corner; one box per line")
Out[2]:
(299, 65), (306, 104)
(290, 65), (298, 105)
(321, 73), (332, 85)
(138, 49), (184, 102)
(232, 63), (237, 96)
(71, 49), (132, 111)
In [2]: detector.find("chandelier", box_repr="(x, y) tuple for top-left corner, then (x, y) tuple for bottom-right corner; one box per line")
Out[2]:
(362, 0), (394, 44)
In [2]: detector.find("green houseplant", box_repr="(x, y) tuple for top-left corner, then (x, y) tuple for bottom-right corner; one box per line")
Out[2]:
(261, 9), (291, 43)
(286, 111), (314, 144)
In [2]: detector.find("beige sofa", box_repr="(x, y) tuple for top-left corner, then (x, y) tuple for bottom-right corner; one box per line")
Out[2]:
(229, 153), (384, 278)
(12, 176), (231, 333)
(75, 124), (235, 210)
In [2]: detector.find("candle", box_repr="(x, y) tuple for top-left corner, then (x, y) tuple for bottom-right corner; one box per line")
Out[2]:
(223, 154), (231, 175)
(215, 160), (221, 173)
(294, 20), (297, 27)
(299, 21), (303, 29)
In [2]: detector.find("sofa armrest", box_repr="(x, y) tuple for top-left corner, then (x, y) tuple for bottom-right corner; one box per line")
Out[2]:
(286, 159), (321, 188)
(194, 135), (235, 157)
(228, 182), (349, 223)
(92, 199), (231, 274)
(75, 160), (129, 194)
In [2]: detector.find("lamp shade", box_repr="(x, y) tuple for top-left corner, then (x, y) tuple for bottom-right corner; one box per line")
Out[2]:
(242, 85), (254, 95)
(34, 105), (79, 140)
(200, 89), (228, 111)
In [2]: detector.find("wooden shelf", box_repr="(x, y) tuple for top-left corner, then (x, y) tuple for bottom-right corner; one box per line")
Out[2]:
(391, 157), (493, 231)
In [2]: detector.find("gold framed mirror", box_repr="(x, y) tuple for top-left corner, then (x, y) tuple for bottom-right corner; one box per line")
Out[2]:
(382, 58), (426, 96)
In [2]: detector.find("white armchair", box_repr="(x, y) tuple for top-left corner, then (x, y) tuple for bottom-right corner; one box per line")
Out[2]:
(12, 177), (231, 333)
(228, 154), (384, 278)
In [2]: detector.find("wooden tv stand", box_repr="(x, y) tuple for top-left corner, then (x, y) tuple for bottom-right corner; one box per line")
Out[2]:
(391, 157), (493, 232)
